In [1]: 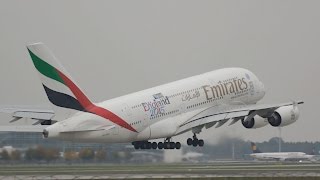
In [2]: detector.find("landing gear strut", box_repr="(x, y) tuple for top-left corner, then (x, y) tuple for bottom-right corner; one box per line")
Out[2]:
(187, 133), (204, 147)
(132, 138), (181, 150)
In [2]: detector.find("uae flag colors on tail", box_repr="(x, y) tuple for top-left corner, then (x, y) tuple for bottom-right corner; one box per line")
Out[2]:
(27, 43), (137, 132)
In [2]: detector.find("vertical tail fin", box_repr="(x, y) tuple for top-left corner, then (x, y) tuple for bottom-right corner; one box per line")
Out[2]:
(27, 43), (137, 132)
(251, 142), (262, 153)
(26, 43), (93, 120)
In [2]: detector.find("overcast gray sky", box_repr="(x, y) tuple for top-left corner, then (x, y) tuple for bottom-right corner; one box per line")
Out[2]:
(0, 0), (319, 143)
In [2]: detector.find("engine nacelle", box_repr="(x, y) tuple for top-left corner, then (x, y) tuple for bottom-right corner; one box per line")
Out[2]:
(242, 115), (269, 129)
(267, 105), (299, 127)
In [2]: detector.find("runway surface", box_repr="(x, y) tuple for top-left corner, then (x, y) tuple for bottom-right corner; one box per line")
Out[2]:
(1, 162), (320, 179)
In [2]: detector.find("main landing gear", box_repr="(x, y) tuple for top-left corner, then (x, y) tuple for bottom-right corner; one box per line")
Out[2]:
(132, 138), (181, 150)
(132, 134), (205, 149)
(187, 133), (204, 147)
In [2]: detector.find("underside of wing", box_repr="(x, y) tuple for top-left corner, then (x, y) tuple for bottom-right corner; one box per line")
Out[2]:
(175, 101), (303, 135)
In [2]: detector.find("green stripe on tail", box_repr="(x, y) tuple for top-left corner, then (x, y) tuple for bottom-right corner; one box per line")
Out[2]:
(28, 49), (65, 85)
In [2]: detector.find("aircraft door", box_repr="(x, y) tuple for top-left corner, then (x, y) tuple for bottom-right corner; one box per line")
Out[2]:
(142, 112), (149, 128)
(179, 103), (186, 114)
(122, 103), (132, 117)
(119, 103), (132, 134)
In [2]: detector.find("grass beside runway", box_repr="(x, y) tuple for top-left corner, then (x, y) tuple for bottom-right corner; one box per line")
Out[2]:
(0, 163), (320, 176)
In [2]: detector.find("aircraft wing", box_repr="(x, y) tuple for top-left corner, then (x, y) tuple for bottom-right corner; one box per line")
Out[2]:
(175, 101), (303, 135)
(0, 107), (114, 133)
(0, 107), (55, 125)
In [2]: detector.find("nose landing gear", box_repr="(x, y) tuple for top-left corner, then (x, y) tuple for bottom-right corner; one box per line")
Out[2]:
(187, 133), (204, 147)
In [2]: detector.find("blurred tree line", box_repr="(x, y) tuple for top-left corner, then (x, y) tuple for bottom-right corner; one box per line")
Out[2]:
(25, 146), (59, 162)
(0, 149), (21, 161)
(0, 146), (110, 163)
(1, 137), (320, 163)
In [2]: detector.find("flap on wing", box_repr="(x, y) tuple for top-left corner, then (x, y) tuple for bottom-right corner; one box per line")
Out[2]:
(177, 109), (248, 134)
(228, 117), (242, 126)
(215, 119), (229, 128)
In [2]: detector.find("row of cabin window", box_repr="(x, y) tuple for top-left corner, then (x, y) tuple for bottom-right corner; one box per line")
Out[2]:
(130, 120), (142, 125)
(168, 87), (202, 98)
(131, 86), (204, 109)
(186, 96), (223, 109)
(132, 104), (143, 109)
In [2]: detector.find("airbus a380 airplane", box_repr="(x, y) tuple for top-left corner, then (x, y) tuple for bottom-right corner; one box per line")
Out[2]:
(250, 142), (317, 162)
(0, 43), (303, 150)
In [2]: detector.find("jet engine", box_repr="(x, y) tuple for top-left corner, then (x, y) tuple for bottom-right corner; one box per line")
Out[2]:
(267, 105), (299, 127)
(241, 115), (268, 129)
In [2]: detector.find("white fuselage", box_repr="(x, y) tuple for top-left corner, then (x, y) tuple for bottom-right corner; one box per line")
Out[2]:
(250, 152), (315, 161)
(46, 68), (265, 143)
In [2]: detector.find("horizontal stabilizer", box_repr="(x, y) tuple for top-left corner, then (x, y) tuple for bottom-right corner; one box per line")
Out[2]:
(0, 107), (54, 121)
(0, 125), (47, 132)
(9, 117), (23, 123)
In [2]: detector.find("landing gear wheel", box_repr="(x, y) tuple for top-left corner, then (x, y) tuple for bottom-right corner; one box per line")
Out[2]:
(152, 142), (157, 149)
(170, 142), (175, 149)
(198, 139), (204, 147)
(187, 133), (205, 147)
(192, 139), (199, 147)
(187, 138), (193, 146)
(134, 143), (140, 149)
(141, 142), (148, 149)
(146, 142), (152, 149)
(175, 142), (181, 149)
(164, 142), (170, 149)
(158, 142), (164, 149)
